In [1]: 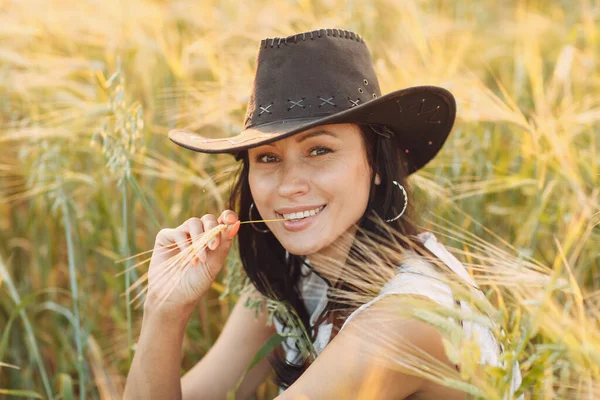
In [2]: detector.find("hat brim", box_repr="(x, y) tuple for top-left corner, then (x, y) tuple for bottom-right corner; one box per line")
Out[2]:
(168, 85), (456, 174)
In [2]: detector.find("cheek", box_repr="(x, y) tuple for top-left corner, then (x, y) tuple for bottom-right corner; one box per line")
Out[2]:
(248, 172), (260, 199)
(356, 168), (372, 205)
(347, 159), (373, 209)
(249, 170), (274, 205)
(325, 159), (372, 205)
(346, 155), (372, 185)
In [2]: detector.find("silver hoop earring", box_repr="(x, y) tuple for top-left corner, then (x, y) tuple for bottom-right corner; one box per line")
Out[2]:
(249, 202), (270, 233)
(385, 180), (408, 223)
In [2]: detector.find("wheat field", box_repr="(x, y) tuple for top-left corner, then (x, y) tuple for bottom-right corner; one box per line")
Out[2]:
(1, 0), (599, 398)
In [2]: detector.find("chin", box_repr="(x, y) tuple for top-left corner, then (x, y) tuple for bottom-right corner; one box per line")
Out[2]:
(279, 238), (324, 257)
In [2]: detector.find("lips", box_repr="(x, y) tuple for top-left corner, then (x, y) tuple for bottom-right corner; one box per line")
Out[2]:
(279, 205), (327, 232)
(276, 205), (326, 221)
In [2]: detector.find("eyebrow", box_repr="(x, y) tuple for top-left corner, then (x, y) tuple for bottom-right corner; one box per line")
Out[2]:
(297, 130), (339, 143)
(265, 130), (339, 147)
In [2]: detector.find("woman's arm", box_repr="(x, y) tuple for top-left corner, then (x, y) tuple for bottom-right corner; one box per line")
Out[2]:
(181, 291), (276, 399)
(276, 295), (466, 400)
(123, 301), (195, 400)
(123, 291), (276, 400)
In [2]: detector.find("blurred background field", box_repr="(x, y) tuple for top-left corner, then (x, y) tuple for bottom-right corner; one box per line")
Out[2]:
(0, 0), (599, 398)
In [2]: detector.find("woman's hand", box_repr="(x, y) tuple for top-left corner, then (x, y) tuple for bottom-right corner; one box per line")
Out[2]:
(145, 210), (241, 313)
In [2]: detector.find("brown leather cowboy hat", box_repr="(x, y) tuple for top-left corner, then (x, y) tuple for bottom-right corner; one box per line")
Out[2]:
(168, 28), (456, 174)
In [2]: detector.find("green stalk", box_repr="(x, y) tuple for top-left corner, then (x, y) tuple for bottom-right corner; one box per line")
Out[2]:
(61, 198), (86, 400)
(0, 257), (53, 399)
(128, 175), (160, 231)
(122, 182), (134, 363)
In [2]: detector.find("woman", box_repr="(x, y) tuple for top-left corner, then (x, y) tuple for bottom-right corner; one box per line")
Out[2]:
(124, 29), (520, 399)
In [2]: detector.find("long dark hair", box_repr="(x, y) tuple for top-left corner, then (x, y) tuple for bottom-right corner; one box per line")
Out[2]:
(227, 123), (421, 388)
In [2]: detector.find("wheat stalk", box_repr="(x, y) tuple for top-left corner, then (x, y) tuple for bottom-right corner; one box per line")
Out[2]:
(118, 218), (289, 310)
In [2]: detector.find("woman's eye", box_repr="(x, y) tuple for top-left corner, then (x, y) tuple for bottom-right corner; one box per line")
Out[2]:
(257, 153), (278, 163)
(255, 147), (332, 163)
(309, 146), (332, 156)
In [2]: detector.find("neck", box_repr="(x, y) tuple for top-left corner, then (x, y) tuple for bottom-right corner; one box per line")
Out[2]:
(305, 226), (358, 287)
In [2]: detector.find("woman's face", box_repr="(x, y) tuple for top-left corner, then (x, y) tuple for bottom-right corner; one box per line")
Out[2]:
(248, 123), (380, 256)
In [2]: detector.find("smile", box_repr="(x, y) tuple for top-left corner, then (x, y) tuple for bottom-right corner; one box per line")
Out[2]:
(276, 205), (326, 221)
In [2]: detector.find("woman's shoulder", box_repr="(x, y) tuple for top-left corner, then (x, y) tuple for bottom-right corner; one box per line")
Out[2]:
(414, 231), (478, 287)
(341, 231), (523, 397)
(374, 231), (466, 304)
(342, 230), (480, 332)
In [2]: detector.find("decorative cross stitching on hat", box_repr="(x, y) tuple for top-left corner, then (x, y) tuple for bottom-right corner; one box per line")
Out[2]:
(288, 98), (305, 110)
(318, 96), (336, 107)
(396, 98), (442, 124)
(259, 103), (273, 115)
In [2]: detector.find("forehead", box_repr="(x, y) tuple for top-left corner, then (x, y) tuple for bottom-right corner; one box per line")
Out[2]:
(250, 123), (360, 149)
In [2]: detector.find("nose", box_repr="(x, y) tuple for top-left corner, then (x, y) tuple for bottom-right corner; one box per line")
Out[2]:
(277, 158), (310, 198)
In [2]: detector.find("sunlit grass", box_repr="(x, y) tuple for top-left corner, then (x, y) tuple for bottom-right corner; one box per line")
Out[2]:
(1, 0), (598, 398)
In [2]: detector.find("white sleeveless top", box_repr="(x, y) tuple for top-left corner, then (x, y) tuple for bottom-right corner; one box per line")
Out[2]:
(274, 231), (523, 398)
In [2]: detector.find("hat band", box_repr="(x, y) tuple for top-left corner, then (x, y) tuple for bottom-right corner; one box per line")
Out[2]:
(261, 29), (364, 49)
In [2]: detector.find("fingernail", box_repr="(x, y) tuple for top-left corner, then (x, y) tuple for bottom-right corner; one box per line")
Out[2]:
(208, 239), (217, 250)
(228, 220), (241, 239)
(225, 214), (236, 223)
(199, 251), (207, 263)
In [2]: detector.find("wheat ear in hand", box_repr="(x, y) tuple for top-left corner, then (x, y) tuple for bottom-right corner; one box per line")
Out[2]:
(120, 217), (289, 309)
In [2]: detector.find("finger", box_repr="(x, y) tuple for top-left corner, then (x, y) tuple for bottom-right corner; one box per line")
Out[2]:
(226, 220), (241, 240)
(184, 218), (204, 266)
(185, 217), (204, 249)
(200, 214), (220, 250)
(218, 209), (238, 225)
(217, 210), (240, 240)
(214, 220), (241, 255)
(156, 228), (191, 254)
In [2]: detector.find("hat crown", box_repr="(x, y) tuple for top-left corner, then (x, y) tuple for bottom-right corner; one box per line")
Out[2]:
(245, 29), (382, 129)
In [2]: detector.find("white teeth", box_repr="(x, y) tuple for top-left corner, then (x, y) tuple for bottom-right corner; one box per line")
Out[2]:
(281, 205), (324, 220)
